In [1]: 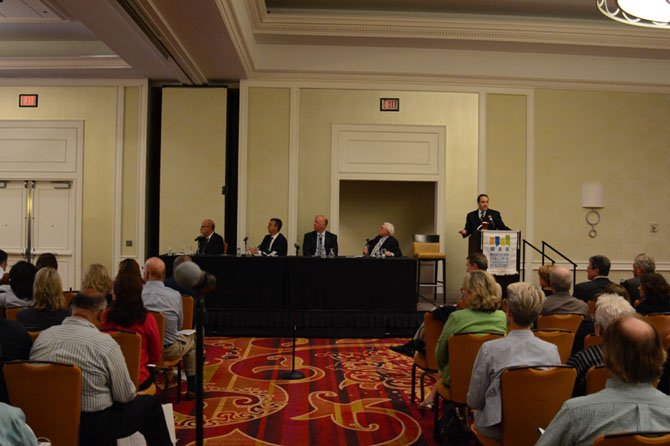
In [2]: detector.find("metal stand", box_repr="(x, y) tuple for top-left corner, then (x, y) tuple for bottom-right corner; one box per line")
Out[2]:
(279, 318), (305, 380)
(195, 291), (206, 446)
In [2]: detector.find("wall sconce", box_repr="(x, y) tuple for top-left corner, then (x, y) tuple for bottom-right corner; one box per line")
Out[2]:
(582, 183), (604, 238)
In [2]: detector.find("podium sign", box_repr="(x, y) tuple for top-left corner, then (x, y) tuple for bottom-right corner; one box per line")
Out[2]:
(482, 230), (519, 275)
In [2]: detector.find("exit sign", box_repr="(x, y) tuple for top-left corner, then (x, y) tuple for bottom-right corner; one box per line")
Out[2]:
(380, 98), (399, 111)
(19, 94), (38, 107)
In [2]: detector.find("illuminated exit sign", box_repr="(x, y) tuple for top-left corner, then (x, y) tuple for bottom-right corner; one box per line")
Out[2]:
(19, 94), (38, 107)
(380, 98), (399, 111)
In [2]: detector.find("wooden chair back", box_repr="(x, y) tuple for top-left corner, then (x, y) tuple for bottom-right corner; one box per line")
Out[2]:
(105, 329), (142, 389)
(28, 331), (41, 342)
(588, 299), (597, 317)
(585, 364), (608, 395)
(583, 333), (602, 348)
(418, 311), (444, 371)
(148, 310), (182, 401)
(4, 361), (82, 446)
(500, 365), (576, 446)
(447, 332), (505, 403)
(181, 295), (195, 330)
(536, 313), (584, 333)
(533, 329), (575, 363)
(5, 307), (23, 321)
(593, 431), (670, 445)
(64, 291), (77, 309)
(646, 313), (670, 342)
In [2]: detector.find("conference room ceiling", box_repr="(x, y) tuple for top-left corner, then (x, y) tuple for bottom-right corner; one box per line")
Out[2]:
(1, 0), (669, 84)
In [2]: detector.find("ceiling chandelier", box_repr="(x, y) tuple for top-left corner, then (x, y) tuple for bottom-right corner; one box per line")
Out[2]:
(597, 0), (670, 28)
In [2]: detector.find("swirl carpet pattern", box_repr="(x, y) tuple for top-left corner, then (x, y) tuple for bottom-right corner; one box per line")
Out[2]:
(172, 337), (439, 445)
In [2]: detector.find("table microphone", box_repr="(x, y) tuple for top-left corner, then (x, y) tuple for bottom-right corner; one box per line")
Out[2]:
(294, 242), (300, 256)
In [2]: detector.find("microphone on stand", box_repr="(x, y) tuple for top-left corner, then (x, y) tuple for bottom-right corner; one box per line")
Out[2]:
(294, 242), (300, 256)
(243, 236), (249, 252)
(487, 215), (494, 230)
(174, 261), (216, 446)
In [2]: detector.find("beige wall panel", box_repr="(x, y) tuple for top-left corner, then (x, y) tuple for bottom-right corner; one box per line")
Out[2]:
(535, 89), (670, 274)
(0, 86), (116, 273)
(298, 89), (478, 300)
(245, 87), (290, 248)
(160, 88), (227, 254)
(340, 181), (435, 257)
(122, 86), (140, 257)
(486, 94), (527, 236)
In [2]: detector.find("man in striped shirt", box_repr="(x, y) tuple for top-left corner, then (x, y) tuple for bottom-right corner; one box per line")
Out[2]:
(30, 289), (172, 445)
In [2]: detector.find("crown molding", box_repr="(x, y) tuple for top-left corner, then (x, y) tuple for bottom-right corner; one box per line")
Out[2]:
(0, 55), (130, 70)
(246, 1), (670, 51)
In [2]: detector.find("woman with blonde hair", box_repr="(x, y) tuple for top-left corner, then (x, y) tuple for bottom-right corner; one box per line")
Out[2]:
(16, 267), (68, 331)
(82, 263), (113, 305)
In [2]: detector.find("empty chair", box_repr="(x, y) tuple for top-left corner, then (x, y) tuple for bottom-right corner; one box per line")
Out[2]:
(593, 431), (670, 445)
(533, 329), (575, 363)
(473, 365), (576, 446)
(413, 234), (447, 304)
(536, 313), (584, 333)
(411, 312), (445, 404)
(4, 360), (81, 446)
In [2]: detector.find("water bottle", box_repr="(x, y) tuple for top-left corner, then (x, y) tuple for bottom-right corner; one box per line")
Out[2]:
(328, 248), (335, 258)
(237, 247), (242, 257)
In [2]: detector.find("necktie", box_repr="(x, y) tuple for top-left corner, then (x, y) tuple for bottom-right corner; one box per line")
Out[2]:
(371, 237), (385, 256)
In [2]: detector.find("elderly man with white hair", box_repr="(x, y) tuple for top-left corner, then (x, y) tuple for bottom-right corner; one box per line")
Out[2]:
(363, 222), (402, 257)
(566, 293), (635, 396)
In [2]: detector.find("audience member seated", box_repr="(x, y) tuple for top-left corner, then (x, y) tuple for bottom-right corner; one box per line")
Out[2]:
(303, 214), (338, 257)
(81, 263), (113, 306)
(0, 249), (8, 285)
(541, 266), (589, 317)
(118, 258), (143, 282)
(436, 270), (507, 386)
(635, 272), (670, 315)
(0, 261), (37, 308)
(621, 253), (655, 304)
(16, 267), (68, 331)
(538, 263), (555, 296)
(363, 222), (402, 257)
(0, 402), (38, 445)
(30, 289), (171, 445)
(390, 252), (489, 357)
(248, 218), (288, 257)
(142, 257), (197, 399)
(538, 314), (670, 446)
(165, 255), (196, 297)
(574, 255), (614, 302)
(0, 317), (31, 404)
(567, 294), (634, 396)
(103, 272), (161, 391)
(35, 252), (58, 271)
(468, 282), (560, 440)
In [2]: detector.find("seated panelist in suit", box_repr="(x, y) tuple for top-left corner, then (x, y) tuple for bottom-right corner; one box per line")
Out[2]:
(249, 218), (288, 257)
(363, 222), (402, 257)
(459, 194), (510, 239)
(195, 219), (225, 255)
(303, 214), (338, 257)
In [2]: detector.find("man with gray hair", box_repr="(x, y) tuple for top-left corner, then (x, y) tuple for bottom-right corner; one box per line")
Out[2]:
(541, 267), (589, 316)
(467, 282), (560, 440)
(621, 253), (655, 303)
(30, 289), (171, 445)
(566, 293), (635, 396)
(363, 222), (402, 257)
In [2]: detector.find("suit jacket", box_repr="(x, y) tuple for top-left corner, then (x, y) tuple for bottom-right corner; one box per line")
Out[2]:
(258, 233), (288, 256)
(302, 231), (338, 256)
(461, 208), (509, 238)
(197, 232), (225, 255)
(621, 277), (640, 303)
(573, 277), (614, 302)
(541, 291), (589, 316)
(366, 235), (402, 257)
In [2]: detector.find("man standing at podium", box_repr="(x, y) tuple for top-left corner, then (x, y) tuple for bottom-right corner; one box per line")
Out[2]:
(459, 194), (509, 253)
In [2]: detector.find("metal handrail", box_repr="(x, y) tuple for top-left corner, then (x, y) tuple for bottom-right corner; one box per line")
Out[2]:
(542, 241), (578, 289)
(521, 239), (556, 281)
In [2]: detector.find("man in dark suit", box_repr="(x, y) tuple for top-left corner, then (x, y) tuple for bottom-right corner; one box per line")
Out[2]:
(620, 253), (655, 303)
(459, 194), (509, 254)
(363, 222), (402, 257)
(196, 219), (225, 255)
(574, 255), (614, 302)
(303, 214), (338, 257)
(250, 218), (288, 256)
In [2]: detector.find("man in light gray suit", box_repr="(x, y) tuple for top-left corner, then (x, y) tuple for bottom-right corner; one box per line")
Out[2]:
(541, 267), (589, 316)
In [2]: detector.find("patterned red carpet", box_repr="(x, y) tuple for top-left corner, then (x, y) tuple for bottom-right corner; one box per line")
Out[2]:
(172, 337), (439, 445)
